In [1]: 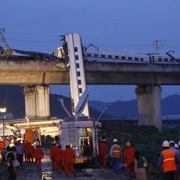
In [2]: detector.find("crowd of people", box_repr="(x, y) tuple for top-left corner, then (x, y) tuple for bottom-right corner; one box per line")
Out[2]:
(50, 142), (76, 177)
(98, 137), (180, 180)
(0, 139), (76, 180)
(1, 136), (180, 180)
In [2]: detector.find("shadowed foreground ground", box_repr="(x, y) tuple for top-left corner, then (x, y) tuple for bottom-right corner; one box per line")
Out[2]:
(0, 149), (131, 180)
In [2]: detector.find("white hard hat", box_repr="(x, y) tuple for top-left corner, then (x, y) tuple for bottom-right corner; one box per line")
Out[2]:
(169, 140), (175, 144)
(113, 139), (118, 143)
(162, 140), (170, 147)
(175, 144), (178, 148)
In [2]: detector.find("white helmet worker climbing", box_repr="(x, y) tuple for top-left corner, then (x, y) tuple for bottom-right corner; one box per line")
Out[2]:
(113, 139), (118, 143)
(162, 140), (170, 147)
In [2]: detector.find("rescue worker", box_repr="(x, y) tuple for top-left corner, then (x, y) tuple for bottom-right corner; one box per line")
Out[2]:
(34, 142), (44, 171)
(98, 137), (108, 168)
(50, 142), (58, 171)
(21, 140), (28, 162)
(170, 141), (180, 180)
(175, 144), (179, 150)
(15, 140), (23, 167)
(26, 142), (34, 163)
(178, 141), (180, 150)
(157, 140), (178, 180)
(63, 144), (76, 177)
(110, 139), (121, 173)
(7, 146), (17, 180)
(1, 147), (7, 162)
(54, 144), (63, 173)
(124, 142), (135, 179)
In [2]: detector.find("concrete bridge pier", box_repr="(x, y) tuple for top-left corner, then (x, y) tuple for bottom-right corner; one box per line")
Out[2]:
(23, 85), (50, 119)
(136, 85), (162, 132)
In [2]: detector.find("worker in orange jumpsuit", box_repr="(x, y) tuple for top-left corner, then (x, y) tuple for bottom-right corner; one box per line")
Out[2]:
(34, 142), (44, 171)
(50, 142), (58, 171)
(26, 142), (35, 163)
(124, 142), (135, 178)
(98, 137), (108, 168)
(63, 144), (76, 177)
(54, 144), (64, 173)
(21, 140), (28, 162)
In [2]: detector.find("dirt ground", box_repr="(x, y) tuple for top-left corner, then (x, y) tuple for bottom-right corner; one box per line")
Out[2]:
(0, 149), (132, 180)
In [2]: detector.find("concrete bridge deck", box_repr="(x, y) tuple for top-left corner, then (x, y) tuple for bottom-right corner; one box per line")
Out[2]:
(0, 59), (180, 85)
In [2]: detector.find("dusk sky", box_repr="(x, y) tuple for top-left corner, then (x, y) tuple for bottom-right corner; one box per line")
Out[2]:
(1, 0), (180, 102)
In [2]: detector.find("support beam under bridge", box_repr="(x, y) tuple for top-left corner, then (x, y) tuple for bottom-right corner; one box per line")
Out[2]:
(136, 85), (162, 132)
(23, 85), (50, 119)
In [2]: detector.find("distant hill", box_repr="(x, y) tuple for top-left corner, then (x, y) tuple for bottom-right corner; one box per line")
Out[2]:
(0, 86), (111, 119)
(90, 95), (180, 117)
(161, 95), (180, 116)
(0, 86), (179, 119)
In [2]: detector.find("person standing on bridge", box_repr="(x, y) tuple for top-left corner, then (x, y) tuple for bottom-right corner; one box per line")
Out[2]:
(157, 140), (178, 180)
(124, 142), (135, 179)
(34, 142), (44, 171)
(50, 141), (58, 171)
(63, 144), (76, 177)
(98, 137), (108, 168)
(110, 139), (121, 173)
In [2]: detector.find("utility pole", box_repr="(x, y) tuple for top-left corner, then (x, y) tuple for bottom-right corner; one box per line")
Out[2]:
(153, 40), (160, 54)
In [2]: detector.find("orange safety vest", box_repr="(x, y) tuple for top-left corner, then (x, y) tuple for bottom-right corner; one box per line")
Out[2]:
(112, 144), (121, 158)
(162, 149), (176, 172)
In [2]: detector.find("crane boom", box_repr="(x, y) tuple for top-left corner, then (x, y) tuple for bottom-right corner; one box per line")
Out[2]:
(0, 28), (13, 56)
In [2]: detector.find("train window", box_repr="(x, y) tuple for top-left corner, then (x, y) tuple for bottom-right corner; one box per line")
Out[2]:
(101, 54), (106, 58)
(170, 59), (174, 62)
(158, 58), (162, 61)
(74, 47), (78, 52)
(75, 55), (79, 60)
(87, 53), (91, 57)
(164, 58), (168, 62)
(121, 56), (126, 60)
(128, 57), (132, 60)
(94, 54), (98, 57)
(76, 63), (80, 68)
(115, 56), (119, 59)
(135, 57), (139, 61)
(79, 88), (82, 94)
(78, 80), (81, 85)
(77, 71), (81, 76)
(140, 58), (144, 61)
(108, 55), (112, 58)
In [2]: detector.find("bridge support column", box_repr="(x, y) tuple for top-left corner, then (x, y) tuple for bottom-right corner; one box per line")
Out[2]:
(23, 85), (50, 119)
(136, 85), (162, 132)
